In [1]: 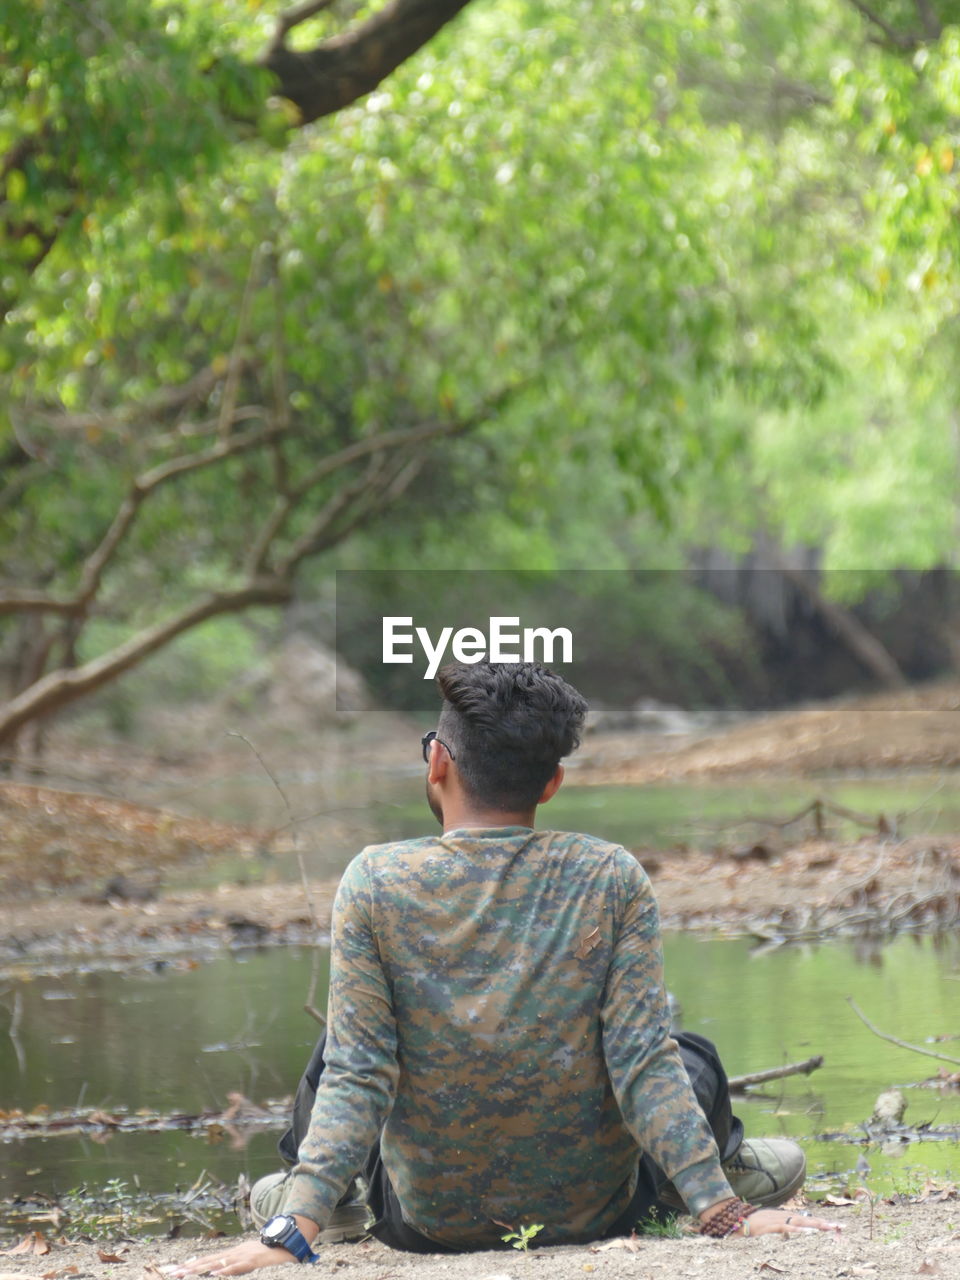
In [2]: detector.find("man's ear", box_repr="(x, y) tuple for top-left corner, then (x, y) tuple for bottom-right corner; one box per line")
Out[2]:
(427, 739), (452, 786)
(538, 764), (564, 805)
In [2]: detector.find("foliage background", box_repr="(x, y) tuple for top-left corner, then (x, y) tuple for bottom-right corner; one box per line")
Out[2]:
(3, 0), (960, 730)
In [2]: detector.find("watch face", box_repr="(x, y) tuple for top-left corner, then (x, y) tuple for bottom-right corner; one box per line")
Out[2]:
(262, 1215), (291, 1241)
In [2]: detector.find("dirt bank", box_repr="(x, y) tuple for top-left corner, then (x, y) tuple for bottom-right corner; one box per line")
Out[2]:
(3, 681), (960, 971)
(2, 830), (958, 977)
(0, 1198), (958, 1280)
(575, 680), (960, 782)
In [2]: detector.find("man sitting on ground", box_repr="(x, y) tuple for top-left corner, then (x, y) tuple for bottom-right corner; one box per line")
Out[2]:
(176, 662), (837, 1275)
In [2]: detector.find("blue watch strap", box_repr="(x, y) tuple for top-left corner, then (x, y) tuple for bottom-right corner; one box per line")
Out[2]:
(261, 1216), (319, 1264)
(283, 1226), (319, 1264)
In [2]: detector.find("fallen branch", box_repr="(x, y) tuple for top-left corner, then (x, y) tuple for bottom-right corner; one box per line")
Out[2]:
(728, 1054), (824, 1090)
(0, 1101), (289, 1139)
(847, 998), (960, 1067)
(713, 798), (896, 839)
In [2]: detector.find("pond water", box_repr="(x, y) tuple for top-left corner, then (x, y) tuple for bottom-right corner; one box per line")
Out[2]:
(162, 769), (960, 887)
(3, 771), (960, 1237)
(2, 931), (958, 1239)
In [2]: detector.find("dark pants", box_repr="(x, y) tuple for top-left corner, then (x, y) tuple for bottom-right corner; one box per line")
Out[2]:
(279, 1030), (743, 1253)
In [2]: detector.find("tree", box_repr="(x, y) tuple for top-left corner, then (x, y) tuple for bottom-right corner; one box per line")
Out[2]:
(3, 1), (959, 752)
(1, 0), (473, 305)
(674, 2), (960, 581)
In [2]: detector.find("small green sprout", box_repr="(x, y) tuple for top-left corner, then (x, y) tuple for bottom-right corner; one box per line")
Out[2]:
(636, 1212), (685, 1238)
(500, 1221), (545, 1251)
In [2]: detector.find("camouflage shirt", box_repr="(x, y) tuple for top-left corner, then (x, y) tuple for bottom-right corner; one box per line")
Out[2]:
(284, 827), (733, 1248)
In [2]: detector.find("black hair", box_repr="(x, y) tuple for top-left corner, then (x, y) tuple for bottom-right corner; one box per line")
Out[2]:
(435, 661), (587, 812)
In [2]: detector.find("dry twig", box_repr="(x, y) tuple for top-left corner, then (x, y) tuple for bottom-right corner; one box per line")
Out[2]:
(225, 731), (326, 1027)
(847, 998), (960, 1067)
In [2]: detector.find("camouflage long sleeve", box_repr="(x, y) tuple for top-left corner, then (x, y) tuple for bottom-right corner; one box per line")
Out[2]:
(284, 858), (399, 1227)
(600, 851), (733, 1216)
(283, 828), (733, 1246)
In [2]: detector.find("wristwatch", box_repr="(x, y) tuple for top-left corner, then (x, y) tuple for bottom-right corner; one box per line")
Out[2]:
(259, 1213), (320, 1263)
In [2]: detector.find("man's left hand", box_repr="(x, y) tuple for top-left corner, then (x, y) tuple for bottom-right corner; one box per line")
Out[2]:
(167, 1241), (297, 1276)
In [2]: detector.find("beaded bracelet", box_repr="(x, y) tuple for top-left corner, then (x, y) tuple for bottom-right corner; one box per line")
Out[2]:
(699, 1197), (761, 1238)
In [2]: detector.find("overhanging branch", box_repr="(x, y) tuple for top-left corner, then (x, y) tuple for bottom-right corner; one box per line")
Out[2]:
(2, 1), (477, 322)
(0, 377), (524, 747)
(0, 579), (293, 745)
(260, 0), (474, 124)
(0, 592), (85, 618)
(846, 0), (920, 50)
(0, 419), (283, 624)
(268, 0), (340, 56)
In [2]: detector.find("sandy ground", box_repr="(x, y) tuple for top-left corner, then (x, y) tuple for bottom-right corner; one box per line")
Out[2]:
(575, 681), (960, 782)
(1, 1199), (959, 1280)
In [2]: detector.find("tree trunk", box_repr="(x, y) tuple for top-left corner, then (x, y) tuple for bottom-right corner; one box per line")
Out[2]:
(779, 565), (908, 689)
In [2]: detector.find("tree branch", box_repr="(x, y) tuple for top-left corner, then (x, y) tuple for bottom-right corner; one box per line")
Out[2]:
(218, 248), (262, 440)
(245, 492), (295, 578)
(0, 379), (522, 743)
(847, 998), (960, 1067)
(913, 0), (943, 41)
(273, 393), (510, 573)
(297, 448), (424, 560)
(1, 420), (280, 623)
(260, 0), (474, 124)
(0, 579), (293, 746)
(275, 452), (389, 575)
(779, 564), (908, 689)
(2, 2), (477, 321)
(244, 416), (446, 577)
(269, 0), (340, 55)
(80, 418), (284, 587)
(0, 592), (84, 618)
(290, 415), (467, 499)
(26, 363), (252, 436)
(846, 1), (919, 51)
(728, 1055), (824, 1090)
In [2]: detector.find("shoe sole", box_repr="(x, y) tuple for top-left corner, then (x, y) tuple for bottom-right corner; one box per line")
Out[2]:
(319, 1206), (371, 1244)
(748, 1158), (806, 1208)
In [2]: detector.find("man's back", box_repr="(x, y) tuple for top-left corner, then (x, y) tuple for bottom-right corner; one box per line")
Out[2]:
(286, 825), (727, 1249)
(367, 826), (640, 1245)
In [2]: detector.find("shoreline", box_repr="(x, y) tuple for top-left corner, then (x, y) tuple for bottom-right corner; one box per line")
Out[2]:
(1, 1199), (959, 1280)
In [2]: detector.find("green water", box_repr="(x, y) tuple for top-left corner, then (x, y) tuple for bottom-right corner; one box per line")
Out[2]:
(662, 932), (960, 1195)
(1, 933), (957, 1238)
(160, 771), (960, 887)
(555, 775), (960, 849)
(3, 772), (959, 1236)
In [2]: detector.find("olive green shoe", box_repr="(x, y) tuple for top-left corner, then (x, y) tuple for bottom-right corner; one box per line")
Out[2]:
(657, 1137), (806, 1212)
(722, 1138), (806, 1207)
(249, 1171), (371, 1242)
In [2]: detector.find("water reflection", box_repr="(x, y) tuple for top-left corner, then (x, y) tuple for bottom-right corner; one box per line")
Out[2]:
(1, 933), (958, 1239)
